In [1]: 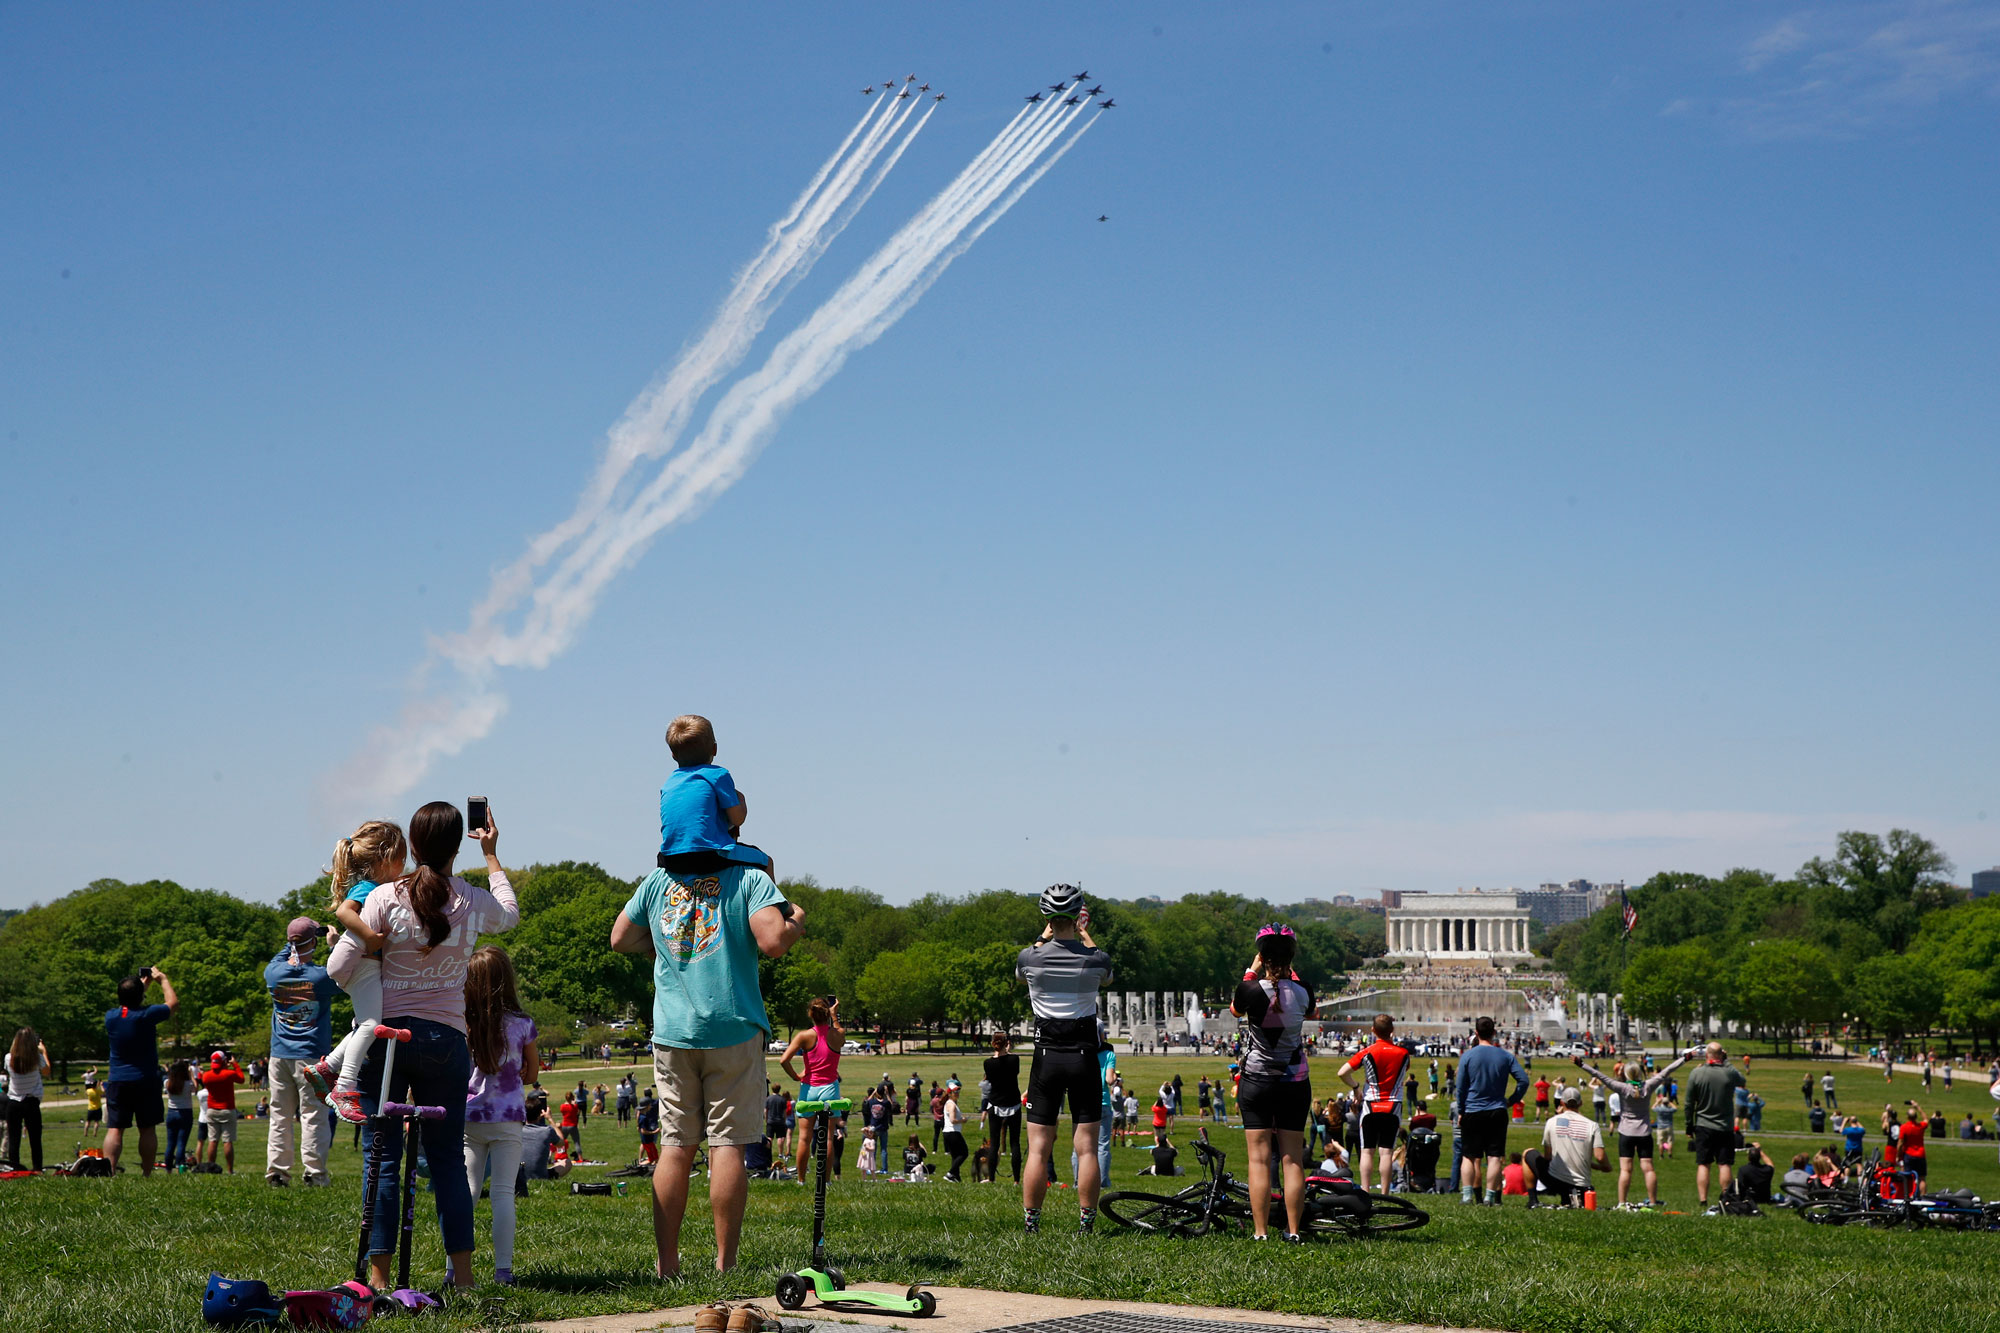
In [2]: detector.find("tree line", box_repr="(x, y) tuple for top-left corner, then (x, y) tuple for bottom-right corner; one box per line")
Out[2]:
(1546, 830), (2000, 1052)
(0, 862), (1383, 1076)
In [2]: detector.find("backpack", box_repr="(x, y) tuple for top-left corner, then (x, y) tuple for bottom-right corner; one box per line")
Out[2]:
(1718, 1192), (1761, 1217)
(63, 1156), (113, 1178)
(1406, 1127), (1442, 1174)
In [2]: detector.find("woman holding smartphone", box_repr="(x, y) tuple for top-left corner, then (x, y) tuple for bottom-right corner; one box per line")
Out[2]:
(327, 800), (516, 1293)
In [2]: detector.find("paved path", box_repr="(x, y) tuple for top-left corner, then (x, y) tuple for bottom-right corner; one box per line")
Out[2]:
(531, 1287), (1498, 1333)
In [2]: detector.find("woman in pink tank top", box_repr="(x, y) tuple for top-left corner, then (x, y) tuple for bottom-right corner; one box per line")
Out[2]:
(778, 996), (846, 1180)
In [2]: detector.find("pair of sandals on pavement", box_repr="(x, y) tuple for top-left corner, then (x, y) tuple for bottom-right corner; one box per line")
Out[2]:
(695, 1301), (797, 1333)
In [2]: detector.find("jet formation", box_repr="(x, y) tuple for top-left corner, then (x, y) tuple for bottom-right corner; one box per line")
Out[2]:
(1021, 73), (1116, 109)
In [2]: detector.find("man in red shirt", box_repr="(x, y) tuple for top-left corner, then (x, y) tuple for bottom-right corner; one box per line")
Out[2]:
(199, 1053), (247, 1174)
(1337, 1014), (1411, 1192)
(1533, 1075), (1551, 1121)
(1898, 1101), (1928, 1184)
(559, 1094), (583, 1157)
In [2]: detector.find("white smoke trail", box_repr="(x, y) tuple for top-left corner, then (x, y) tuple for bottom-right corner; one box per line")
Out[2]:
(463, 92), (926, 643)
(329, 92), (1101, 809)
(479, 97), (1099, 670)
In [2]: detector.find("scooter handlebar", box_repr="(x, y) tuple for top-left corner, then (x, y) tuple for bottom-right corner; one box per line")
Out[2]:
(382, 1102), (447, 1120)
(372, 1026), (413, 1042)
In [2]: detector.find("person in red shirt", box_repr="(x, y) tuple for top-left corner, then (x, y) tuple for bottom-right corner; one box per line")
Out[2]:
(1898, 1101), (1928, 1183)
(1533, 1076), (1551, 1121)
(1337, 1014), (1411, 1192)
(198, 1053), (247, 1174)
(558, 1094), (583, 1157)
(1502, 1151), (1529, 1195)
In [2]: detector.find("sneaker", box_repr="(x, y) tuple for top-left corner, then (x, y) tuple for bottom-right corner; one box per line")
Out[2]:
(1023, 1209), (1041, 1234)
(1281, 1232), (1305, 1244)
(1077, 1209), (1096, 1235)
(301, 1059), (336, 1102)
(266, 1174), (289, 1188)
(493, 1270), (515, 1287)
(329, 1091), (368, 1125)
(303, 1176), (332, 1188)
(1702, 1205), (1722, 1216)
(1251, 1233), (1271, 1241)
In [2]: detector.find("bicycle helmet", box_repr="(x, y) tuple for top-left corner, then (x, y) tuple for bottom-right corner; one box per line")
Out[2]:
(1038, 883), (1084, 919)
(201, 1274), (282, 1328)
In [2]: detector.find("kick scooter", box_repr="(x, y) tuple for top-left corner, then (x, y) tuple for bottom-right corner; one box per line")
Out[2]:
(773, 1098), (934, 1317)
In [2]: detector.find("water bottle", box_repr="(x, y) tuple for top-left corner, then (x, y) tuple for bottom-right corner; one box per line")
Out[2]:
(1583, 1189), (1597, 1210)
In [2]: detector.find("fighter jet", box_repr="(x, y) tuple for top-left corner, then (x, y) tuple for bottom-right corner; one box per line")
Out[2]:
(1073, 70), (1090, 81)
(906, 73), (917, 81)
(1097, 214), (1109, 222)
(862, 86), (875, 95)
(933, 93), (946, 102)
(1049, 82), (1067, 92)
(897, 89), (912, 99)
(1025, 91), (1044, 102)
(1087, 85), (1104, 96)
(918, 82), (931, 92)
(1098, 98), (1116, 109)
(1063, 95), (1081, 106)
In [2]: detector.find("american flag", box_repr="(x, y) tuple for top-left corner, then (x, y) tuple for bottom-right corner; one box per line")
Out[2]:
(1620, 888), (1638, 937)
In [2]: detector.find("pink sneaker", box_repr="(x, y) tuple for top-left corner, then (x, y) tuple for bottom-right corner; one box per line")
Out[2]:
(301, 1059), (336, 1102)
(329, 1090), (368, 1124)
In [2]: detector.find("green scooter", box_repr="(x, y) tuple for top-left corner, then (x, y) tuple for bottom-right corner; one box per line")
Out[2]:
(773, 1098), (936, 1317)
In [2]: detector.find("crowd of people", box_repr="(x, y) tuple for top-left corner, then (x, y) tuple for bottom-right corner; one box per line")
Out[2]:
(11, 710), (2000, 1292)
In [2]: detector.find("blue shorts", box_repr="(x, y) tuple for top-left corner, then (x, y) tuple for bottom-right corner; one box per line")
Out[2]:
(797, 1080), (843, 1108)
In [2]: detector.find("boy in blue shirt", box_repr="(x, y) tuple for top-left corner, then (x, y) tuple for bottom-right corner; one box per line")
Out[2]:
(659, 715), (772, 872)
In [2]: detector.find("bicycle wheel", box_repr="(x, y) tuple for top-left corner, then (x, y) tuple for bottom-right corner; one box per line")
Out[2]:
(1100, 1190), (1212, 1236)
(1799, 1202), (1862, 1226)
(1359, 1194), (1430, 1235)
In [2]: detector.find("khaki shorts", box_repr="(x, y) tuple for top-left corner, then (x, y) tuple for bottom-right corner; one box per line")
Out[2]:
(203, 1108), (239, 1144)
(653, 1037), (768, 1148)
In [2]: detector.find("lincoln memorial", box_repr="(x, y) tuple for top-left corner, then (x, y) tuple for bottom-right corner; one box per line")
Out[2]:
(1386, 891), (1532, 962)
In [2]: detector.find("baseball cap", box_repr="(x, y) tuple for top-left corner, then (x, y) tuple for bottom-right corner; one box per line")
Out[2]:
(210, 1050), (227, 1066)
(286, 916), (323, 943)
(1560, 1086), (1582, 1107)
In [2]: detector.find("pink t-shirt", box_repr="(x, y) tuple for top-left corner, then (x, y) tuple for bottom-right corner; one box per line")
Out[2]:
(467, 1012), (538, 1124)
(329, 873), (518, 1033)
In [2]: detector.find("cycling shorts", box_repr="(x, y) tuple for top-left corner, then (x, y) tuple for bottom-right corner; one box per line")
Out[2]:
(1236, 1076), (1311, 1132)
(1905, 1153), (1927, 1179)
(1360, 1110), (1401, 1150)
(1692, 1127), (1735, 1167)
(1457, 1107), (1509, 1160)
(1024, 1047), (1102, 1126)
(1617, 1132), (1655, 1160)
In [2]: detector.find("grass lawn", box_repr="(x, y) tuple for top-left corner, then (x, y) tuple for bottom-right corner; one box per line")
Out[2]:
(6, 1053), (2000, 1333)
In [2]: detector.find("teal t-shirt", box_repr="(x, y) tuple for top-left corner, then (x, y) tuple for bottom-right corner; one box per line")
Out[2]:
(624, 865), (785, 1050)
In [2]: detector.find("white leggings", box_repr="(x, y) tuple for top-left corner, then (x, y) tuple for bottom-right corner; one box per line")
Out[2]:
(328, 959), (382, 1095)
(463, 1121), (525, 1270)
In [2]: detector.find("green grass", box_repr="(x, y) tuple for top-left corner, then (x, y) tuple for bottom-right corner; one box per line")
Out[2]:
(6, 1054), (1999, 1333)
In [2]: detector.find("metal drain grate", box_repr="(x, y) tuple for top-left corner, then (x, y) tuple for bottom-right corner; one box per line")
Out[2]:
(984, 1313), (1322, 1333)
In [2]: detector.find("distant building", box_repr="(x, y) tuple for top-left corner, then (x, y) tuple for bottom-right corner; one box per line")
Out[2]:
(1519, 888), (1592, 927)
(1380, 890), (1405, 910)
(1329, 893), (1357, 907)
(1972, 868), (2000, 900)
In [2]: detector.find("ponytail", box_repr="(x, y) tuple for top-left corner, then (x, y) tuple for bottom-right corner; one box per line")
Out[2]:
(329, 821), (407, 914)
(405, 801), (464, 952)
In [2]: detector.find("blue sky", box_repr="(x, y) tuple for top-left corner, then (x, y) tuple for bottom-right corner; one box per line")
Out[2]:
(4, 3), (1997, 911)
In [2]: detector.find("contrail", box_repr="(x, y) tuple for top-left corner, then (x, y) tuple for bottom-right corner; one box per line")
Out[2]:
(472, 95), (1095, 670)
(330, 86), (1103, 809)
(465, 92), (928, 643)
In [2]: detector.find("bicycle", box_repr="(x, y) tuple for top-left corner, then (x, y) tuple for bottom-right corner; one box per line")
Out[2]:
(1799, 1156), (1922, 1228)
(1100, 1128), (1427, 1239)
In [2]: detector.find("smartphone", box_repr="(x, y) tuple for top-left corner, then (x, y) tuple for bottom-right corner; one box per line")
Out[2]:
(468, 797), (489, 834)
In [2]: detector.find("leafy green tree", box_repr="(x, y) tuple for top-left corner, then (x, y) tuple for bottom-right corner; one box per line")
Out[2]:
(1799, 829), (1956, 952)
(1620, 944), (1720, 1047)
(1908, 898), (2000, 1048)
(1847, 953), (1943, 1045)
(1729, 939), (1842, 1049)
(764, 945), (836, 1032)
(856, 944), (953, 1032)
(522, 997), (575, 1050)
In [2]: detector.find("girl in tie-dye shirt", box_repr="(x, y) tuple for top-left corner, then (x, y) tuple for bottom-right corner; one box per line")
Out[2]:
(462, 947), (538, 1286)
